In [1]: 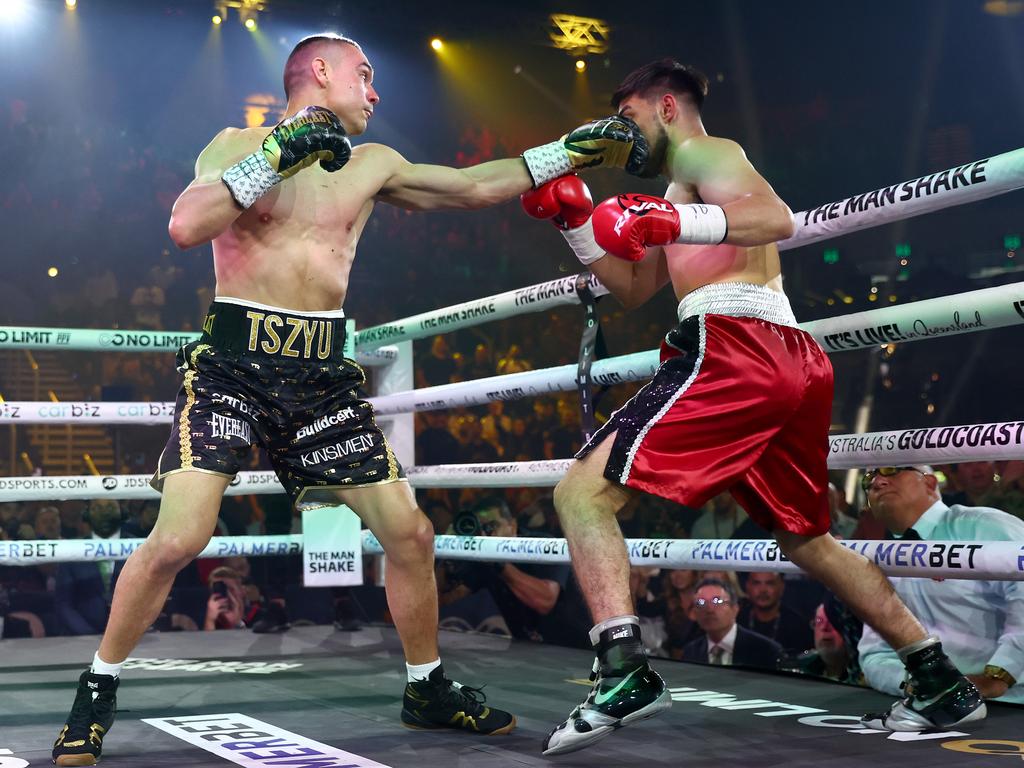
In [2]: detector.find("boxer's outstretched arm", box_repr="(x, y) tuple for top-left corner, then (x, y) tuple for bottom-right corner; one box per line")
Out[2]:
(375, 146), (533, 211)
(677, 137), (795, 246)
(168, 129), (251, 250)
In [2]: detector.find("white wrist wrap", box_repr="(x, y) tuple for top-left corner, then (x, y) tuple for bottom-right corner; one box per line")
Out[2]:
(222, 151), (284, 210)
(560, 219), (605, 265)
(673, 203), (728, 245)
(522, 141), (573, 187)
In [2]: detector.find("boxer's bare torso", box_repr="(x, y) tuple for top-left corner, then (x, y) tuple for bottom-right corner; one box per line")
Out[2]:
(661, 135), (784, 300)
(195, 128), (415, 311)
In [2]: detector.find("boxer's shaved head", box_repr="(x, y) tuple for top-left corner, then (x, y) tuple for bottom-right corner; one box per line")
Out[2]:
(612, 58), (709, 113)
(284, 33), (363, 99)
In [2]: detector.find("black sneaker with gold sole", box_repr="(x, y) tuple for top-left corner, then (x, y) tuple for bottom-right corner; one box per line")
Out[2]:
(401, 665), (516, 735)
(52, 671), (119, 766)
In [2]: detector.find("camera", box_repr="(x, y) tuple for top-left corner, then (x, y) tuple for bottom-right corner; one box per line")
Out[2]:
(211, 580), (228, 598)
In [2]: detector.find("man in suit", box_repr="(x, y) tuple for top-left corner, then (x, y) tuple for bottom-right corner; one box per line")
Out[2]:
(683, 577), (782, 670)
(56, 501), (127, 635)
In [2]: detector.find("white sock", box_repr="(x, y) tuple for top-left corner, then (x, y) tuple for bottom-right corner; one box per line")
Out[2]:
(406, 658), (441, 683)
(91, 652), (124, 679)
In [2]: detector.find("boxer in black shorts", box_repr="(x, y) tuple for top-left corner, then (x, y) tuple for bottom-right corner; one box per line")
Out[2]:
(51, 31), (649, 766)
(153, 299), (403, 503)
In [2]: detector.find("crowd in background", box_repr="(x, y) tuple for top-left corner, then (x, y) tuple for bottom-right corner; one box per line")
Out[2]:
(4, 456), (1023, 706)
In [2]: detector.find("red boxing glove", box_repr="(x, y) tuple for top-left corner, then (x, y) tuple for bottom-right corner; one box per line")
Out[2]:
(591, 194), (681, 262)
(521, 174), (594, 230)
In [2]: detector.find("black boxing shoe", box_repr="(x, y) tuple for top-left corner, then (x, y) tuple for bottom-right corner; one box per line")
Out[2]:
(52, 671), (119, 766)
(543, 656), (671, 756)
(861, 641), (986, 731)
(401, 665), (516, 735)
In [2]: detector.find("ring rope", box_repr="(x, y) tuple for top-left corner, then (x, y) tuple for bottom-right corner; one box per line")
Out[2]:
(0, 326), (399, 367)
(2, 416), (1024, 502)
(1, 532), (1020, 582)
(5, 280), (1018, 423)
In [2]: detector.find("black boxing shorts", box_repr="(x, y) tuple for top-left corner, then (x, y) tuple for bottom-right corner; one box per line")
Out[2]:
(152, 298), (404, 507)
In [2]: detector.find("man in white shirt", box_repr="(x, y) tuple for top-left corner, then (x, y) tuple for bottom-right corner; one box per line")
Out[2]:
(858, 465), (1024, 704)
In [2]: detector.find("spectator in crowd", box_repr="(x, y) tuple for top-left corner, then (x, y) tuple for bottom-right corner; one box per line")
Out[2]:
(129, 282), (166, 330)
(35, 506), (62, 540)
(55, 500), (126, 635)
(503, 417), (532, 461)
(737, 572), (814, 654)
(480, 401), (512, 455)
(59, 501), (89, 539)
(496, 344), (531, 375)
(439, 496), (587, 646)
(466, 342), (495, 381)
(690, 495), (750, 540)
(683, 577), (782, 670)
(828, 482), (859, 539)
(0, 583), (46, 639)
(203, 565), (263, 631)
(416, 411), (462, 466)
(454, 414), (499, 464)
(696, 569), (744, 604)
(787, 602), (860, 683)
(630, 567), (668, 656)
(417, 335), (457, 387)
(858, 465), (1024, 703)
(421, 497), (454, 536)
(943, 461), (1024, 521)
(661, 569), (702, 659)
(544, 400), (582, 460)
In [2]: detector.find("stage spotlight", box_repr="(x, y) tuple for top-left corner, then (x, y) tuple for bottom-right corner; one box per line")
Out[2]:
(575, 58), (586, 72)
(0, 0), (29, 22)
(65, 0), (77, 9)
(244, 16), (256, 30)
(431, 37), (443, 51)
(47, 267), (59, 278)
(212, 14), (222, 24)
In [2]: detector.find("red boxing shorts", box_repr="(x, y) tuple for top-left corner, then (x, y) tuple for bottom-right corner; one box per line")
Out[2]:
(578, 282), (833, 537)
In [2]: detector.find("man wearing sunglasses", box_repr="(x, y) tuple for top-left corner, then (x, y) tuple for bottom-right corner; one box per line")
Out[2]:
(682, 578), (783, 670)
(858, 465), (1024, 708)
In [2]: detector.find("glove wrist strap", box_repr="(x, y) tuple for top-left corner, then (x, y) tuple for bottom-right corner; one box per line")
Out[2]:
(561, 219), (605, 265)
(522, 141), (574, 187)
(222, 151), (284, 210)
(673, 203), (728, 245)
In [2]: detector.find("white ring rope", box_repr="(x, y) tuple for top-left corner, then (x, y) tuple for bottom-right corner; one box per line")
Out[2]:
(1, 532), (1020, 583)
(4, 280), (1021, 425)
(2, 416), (1024, 502)
(0, 326), (399, 367)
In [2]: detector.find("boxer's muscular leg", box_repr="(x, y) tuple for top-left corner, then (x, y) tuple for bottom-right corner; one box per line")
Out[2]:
(553, 432), (637, 623)
(334, 480), (439, 664)
(99, 471), (228, 662)
(774, 530), (927, 649)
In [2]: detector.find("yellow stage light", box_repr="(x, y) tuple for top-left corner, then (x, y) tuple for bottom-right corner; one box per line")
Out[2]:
(212, 14), (222, 24)
(65, 0), (77, 9)
(575, 59), (586, 72)
(431, 38), (443, 51)
(244, 16), (256, 30)
(47, 267), (59, 278)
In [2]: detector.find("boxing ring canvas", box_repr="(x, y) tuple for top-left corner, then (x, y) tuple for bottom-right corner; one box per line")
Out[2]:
(1, 626), (1020, 767)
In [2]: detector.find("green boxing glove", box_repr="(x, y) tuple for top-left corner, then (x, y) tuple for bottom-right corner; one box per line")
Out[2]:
(522, 115), (651, 187)
(223, 105), (352, 209)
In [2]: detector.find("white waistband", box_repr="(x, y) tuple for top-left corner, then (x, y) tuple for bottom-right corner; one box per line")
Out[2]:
(215, 296), (345, 318)
(676, 283), (797, 327)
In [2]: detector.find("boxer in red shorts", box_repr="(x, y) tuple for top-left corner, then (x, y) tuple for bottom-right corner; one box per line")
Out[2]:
(523, 58), (985, 756)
